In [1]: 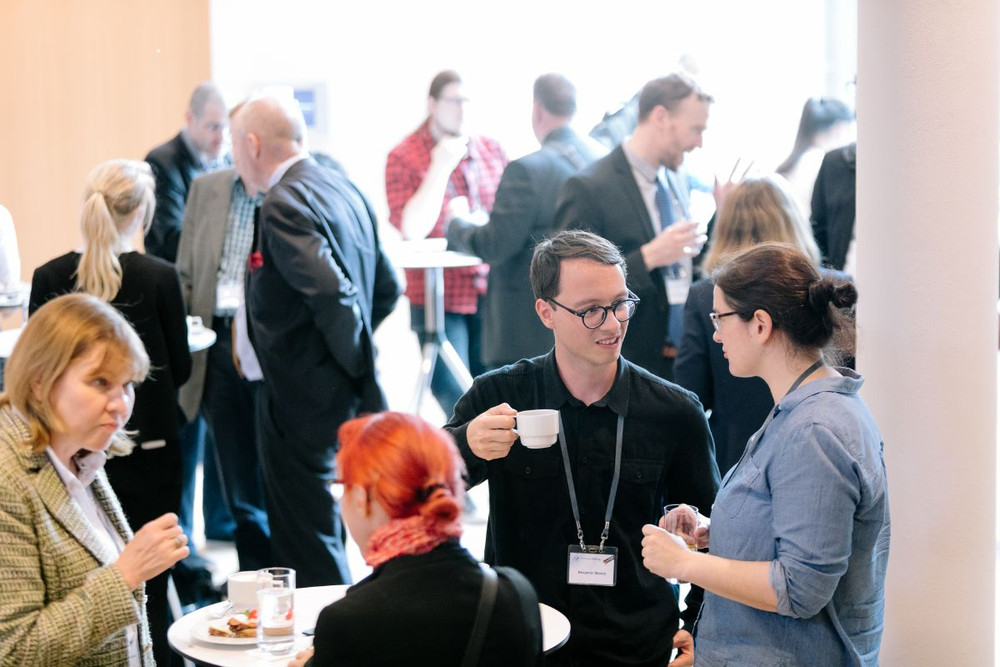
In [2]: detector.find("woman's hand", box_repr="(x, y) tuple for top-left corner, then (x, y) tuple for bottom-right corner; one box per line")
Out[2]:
(288, 646), (314, 667)
(641, 524), (696, 581)
(115, 513), (189, 590)
(659, 504), (710, 550)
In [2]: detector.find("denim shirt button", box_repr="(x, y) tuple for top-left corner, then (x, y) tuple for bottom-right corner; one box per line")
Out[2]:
(524, 467), (531, 475)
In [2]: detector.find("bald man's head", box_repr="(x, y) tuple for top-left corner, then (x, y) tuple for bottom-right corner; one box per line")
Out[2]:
(231, 95), (308, 193)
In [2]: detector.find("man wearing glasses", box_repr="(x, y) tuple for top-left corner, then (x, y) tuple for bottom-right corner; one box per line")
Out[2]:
(386, 70), (508, 419)
(555, 73), (716, 383)
(446, 230), (719, 666)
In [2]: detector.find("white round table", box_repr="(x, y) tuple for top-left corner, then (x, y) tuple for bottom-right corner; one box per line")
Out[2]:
(168, 584), (570, 666)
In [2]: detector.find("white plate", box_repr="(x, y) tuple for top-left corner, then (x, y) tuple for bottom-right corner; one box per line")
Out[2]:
(191, 615), (258, 646)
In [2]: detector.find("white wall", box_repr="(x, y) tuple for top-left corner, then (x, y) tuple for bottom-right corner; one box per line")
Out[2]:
(209, 0), (854, 227)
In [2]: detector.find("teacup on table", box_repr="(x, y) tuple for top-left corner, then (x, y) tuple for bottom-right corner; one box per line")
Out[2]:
(515, 409), (559, 449)
(226, 570), (260, 612)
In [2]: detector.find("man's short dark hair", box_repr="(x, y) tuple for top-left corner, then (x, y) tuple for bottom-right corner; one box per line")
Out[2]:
(637, 73), (713, 121)
(533, 73), (577, 117)
(429, 70), (462, 99)
(530, 230), (627, 300)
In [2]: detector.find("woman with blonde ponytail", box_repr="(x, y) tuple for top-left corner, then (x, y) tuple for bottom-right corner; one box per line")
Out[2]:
(289, 412), (543, 667)
(29, 159), (191, 665)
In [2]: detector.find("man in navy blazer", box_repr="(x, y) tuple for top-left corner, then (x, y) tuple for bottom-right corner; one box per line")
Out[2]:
(555, 74), (714, 381)
(446, 74), (603, 368)
(232, 95), (400, 586)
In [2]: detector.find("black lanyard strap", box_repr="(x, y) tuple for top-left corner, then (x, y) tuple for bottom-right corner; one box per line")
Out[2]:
(558, 412), (625, 552)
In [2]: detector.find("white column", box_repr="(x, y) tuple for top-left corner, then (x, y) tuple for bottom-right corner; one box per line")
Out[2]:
(858, 1), (997, 664)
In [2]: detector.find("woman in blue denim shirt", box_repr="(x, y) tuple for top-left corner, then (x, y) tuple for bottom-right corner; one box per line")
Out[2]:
(641, 243), (889, 666)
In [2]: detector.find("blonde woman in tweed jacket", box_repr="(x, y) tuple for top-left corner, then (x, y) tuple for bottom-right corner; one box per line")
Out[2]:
(0, 294), (189, 666)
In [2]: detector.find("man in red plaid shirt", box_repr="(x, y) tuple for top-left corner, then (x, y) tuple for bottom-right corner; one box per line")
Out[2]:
(386, 70), (508, 417)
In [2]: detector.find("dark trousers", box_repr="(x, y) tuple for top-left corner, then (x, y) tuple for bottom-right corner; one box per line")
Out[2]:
(177, 416), (235, 545)
(105, 462), (181, 667)
(256, 388), (351, 587)
(201, 316), (272, 571)
(409, 303), (485, 419)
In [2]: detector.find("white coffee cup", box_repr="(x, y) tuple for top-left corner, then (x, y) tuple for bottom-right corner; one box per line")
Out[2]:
(227, 570), (260, 611)
(515, 409), (560, 449)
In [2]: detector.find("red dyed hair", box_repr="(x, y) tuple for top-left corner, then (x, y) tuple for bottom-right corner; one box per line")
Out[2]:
(337, 412), (466, 529)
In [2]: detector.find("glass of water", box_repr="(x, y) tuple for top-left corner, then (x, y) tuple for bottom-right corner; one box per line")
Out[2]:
(256, 567), (295, 655)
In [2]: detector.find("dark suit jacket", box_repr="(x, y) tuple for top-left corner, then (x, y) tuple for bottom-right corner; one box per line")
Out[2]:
(447, 126), (602, 366)
(247, 157), (400, 445)
(310, 540), (542, 667)
(554, 145), (692, 378)
(29, 251), (192, 497)
(811, 142), (856, 271)
(674, 279), (773, 476)
(145, 132), (202, 262)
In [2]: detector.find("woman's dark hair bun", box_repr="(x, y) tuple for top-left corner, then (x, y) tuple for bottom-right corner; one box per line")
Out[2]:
(808, 278), (857, 311)
(831, 282), (858, 309)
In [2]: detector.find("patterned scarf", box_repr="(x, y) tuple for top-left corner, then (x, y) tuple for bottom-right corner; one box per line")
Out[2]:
(364, 514), (463, 570)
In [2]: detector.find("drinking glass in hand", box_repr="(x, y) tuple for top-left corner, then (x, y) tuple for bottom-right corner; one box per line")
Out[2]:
(662, 504), (699, 584)
(256, 567), (295, 655)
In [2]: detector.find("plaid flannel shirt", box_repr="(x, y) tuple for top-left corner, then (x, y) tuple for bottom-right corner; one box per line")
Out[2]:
(385, 120), (507, 313)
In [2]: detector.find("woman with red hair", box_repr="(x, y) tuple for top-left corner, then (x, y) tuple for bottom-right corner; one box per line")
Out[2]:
(290, 412), (543, 667)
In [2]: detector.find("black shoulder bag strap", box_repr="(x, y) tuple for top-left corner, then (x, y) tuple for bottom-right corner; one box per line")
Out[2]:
(461, 563), (499, 667)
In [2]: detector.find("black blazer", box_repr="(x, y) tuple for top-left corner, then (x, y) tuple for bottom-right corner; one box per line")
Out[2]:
(29, 251), (192, 493)
(811, 143), (857, 271)
(674, 279), (773, 475)
(554, 145), (672, 377)
(246, 158), (401, 443)
(447, 126), (601, 366)
(310, 540), (543, 667)
(144, 132), (201, 262)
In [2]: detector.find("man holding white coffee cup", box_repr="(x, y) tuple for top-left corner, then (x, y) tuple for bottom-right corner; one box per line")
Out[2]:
(445, 230), (720, 666)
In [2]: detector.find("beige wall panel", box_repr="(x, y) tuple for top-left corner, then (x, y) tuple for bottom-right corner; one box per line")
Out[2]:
(0, 0), (210, 293)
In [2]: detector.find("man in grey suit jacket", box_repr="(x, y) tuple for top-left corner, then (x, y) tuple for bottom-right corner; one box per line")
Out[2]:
(176, 167), (271, 572)
(232, 96), (401, 586)
(555, 73), (714, 380)
(446, 74), (603, 368)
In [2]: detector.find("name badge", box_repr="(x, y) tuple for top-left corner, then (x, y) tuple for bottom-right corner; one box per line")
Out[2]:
(567, 545), (618, 587)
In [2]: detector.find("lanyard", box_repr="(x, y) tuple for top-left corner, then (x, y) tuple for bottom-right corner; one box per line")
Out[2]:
(724, 358), (826, 487)
(557, 412), (625, 552)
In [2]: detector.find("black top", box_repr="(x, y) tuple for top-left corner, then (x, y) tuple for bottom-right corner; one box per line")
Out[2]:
(29, 251), (192, 493)
(811, 142), (857, 271)
(674, 279), (774, 475)
(309, 540), (542, 667)
(445, 352), (720, 666)
(145, 132), (203, 263)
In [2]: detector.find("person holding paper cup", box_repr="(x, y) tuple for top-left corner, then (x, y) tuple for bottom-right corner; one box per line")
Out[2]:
(641, 243), (889, 665)
(446, 230), (719, 667)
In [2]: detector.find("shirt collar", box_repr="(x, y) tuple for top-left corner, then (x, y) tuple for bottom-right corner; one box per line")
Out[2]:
(541, 351), (631, 416)
(266, 153), (310, 190)
(621, 141), (660, 185)
(777, 367), (864, 414)
(46, 447), (107, 489)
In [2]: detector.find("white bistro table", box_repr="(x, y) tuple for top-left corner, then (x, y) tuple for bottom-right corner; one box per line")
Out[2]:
(168, 584), (571, 666)
(391, 239), (482, 413)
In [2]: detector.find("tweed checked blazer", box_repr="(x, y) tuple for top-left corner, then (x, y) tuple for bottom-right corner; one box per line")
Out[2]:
(0, 406), (153, 666)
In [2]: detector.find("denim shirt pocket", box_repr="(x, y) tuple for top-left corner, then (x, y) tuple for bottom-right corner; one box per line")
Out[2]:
(724, 456), (762, 519)
(502, 453), (563, 508)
